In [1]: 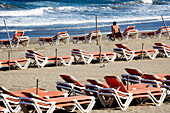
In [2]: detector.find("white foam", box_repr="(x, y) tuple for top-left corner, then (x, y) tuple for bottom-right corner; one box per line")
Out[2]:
(0, 7), (49, 17)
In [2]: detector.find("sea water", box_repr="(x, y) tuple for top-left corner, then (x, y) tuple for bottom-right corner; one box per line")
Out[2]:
(0, 0), (170, 40)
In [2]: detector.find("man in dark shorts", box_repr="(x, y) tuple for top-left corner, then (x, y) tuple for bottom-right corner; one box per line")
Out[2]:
(107, 21), (122, 41)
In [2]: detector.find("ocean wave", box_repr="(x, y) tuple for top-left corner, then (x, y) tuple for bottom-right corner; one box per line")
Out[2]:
(0, 7), (49, 17)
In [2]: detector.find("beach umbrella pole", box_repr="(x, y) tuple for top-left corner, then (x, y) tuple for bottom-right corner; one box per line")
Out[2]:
(56, 49), (58, 66)
(99, 45), (101, 63)
(3, 20), (12, 49)
(141, 43), (144, 59)
(36, 79), (38, 95)
(96, 15), (99, 45)
(8, 51), (11, 70)
(161, 15), (170, 40)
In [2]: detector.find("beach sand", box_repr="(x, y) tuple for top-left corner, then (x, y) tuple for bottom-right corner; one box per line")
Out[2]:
(0, 35), (170, 113)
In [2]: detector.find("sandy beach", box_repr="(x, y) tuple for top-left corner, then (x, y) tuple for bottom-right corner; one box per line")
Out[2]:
(0, 35), (170, 113)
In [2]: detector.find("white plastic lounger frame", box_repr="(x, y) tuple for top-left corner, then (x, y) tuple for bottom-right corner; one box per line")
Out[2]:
(56, 81), (85, 96)
(0, 93), (21, 113)
(19, 96), (95, 113)
(113, 48), (158, 61)
(14, 59), (30, 70)
(71, 49), (94, 64)
(153, 45), (170, 58)
(102, 53), (117, 63)
(26, 52), (73, 68)
(85, 31), (102, 44)
(98, 87), (167, 110)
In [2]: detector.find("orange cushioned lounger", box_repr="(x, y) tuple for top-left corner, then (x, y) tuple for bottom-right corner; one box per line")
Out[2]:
(97, 75), (167, 110)
(114, 44), (158, 61)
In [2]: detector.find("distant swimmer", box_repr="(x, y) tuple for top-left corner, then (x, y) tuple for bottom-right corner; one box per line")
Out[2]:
(107, 21), (122, 41)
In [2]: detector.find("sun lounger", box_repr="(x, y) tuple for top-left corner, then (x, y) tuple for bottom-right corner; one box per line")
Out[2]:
(0, 58), (30, 70)
(71, 49), (117, 64)
(37, 31), (70, 46)
(121, 68), (144, 84)
(140, 26), (170, 39)
(0, 30), (30, 48)
(121, 68), (167, 86)
(107, 26), (138, 41)
(97, 75), (167, 110)
(57, 74), (85, 95)
(71, 31), (102, 44)
(113, 44), (158, 61)
(20, 91), (95, 113)
(26, 50), (73, 68)
(153, 42), (170, 57)
(0, 86), (68, 113)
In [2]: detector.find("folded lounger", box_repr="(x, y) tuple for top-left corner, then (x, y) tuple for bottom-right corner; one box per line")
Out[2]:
(0, 30), (30, 48)
(71, 31), (102, 44)
(37, 31), (70, 46)
(113, 44), (158, 61)
(140, 26), (170, 39)
(0, 58), (30, 70)
(153, 42), (170, 57)
(26, 50), (73, 68)
(97, 75), (167, 110)
(20, 91), (95, 113)
(71, 49), (117, 64)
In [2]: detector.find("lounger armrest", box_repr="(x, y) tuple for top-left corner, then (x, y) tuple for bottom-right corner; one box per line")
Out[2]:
(121, 74), (142, 81)
(141, 79), (162, 87)
(84, 84), (100, 93)
(98, 88), (133, 96)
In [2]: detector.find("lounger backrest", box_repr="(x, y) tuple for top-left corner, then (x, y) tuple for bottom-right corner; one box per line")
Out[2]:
(104, 76), (128, 92)
(0, 86), (20, 97)
(27, 50), (44, 57)
(142, 74), (160, 81)
(115, 44), (132, 51)
(60, 74), (84, 87)
(72, 49), (90, 57)
(87, 79), (108, 88)
(13, 30), (24, 40)
(164, 75), (170, 80)
(125, 68), (143, 76)
(22, 91), (46, 101)
(156, 26), (169, 34)
(53, 31), (67, 39)
(123, 26), (135, 34)
(154, 43), (170, 49)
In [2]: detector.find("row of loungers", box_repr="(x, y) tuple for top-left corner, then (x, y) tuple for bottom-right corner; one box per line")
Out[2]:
(0, 42), (170, 70)
(56, 67), (170, 110)
(0, 67), (169, 112)
(1, 26), (170, 48)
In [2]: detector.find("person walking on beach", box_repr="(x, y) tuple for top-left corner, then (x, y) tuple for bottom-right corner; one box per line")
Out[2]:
(107, 21), (122, 41)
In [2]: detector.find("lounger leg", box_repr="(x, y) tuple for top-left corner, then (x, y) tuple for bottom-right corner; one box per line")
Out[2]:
(147, 88), (167, 106)
(14, 59), (31, 70)
(144, 49), (158, 60)
(163, 47), (170, 58)
(73, 97), (95, 113)
(58, 56), (73, 66)
(97, 94), (115, 107)
(102, 53), (117, 62)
